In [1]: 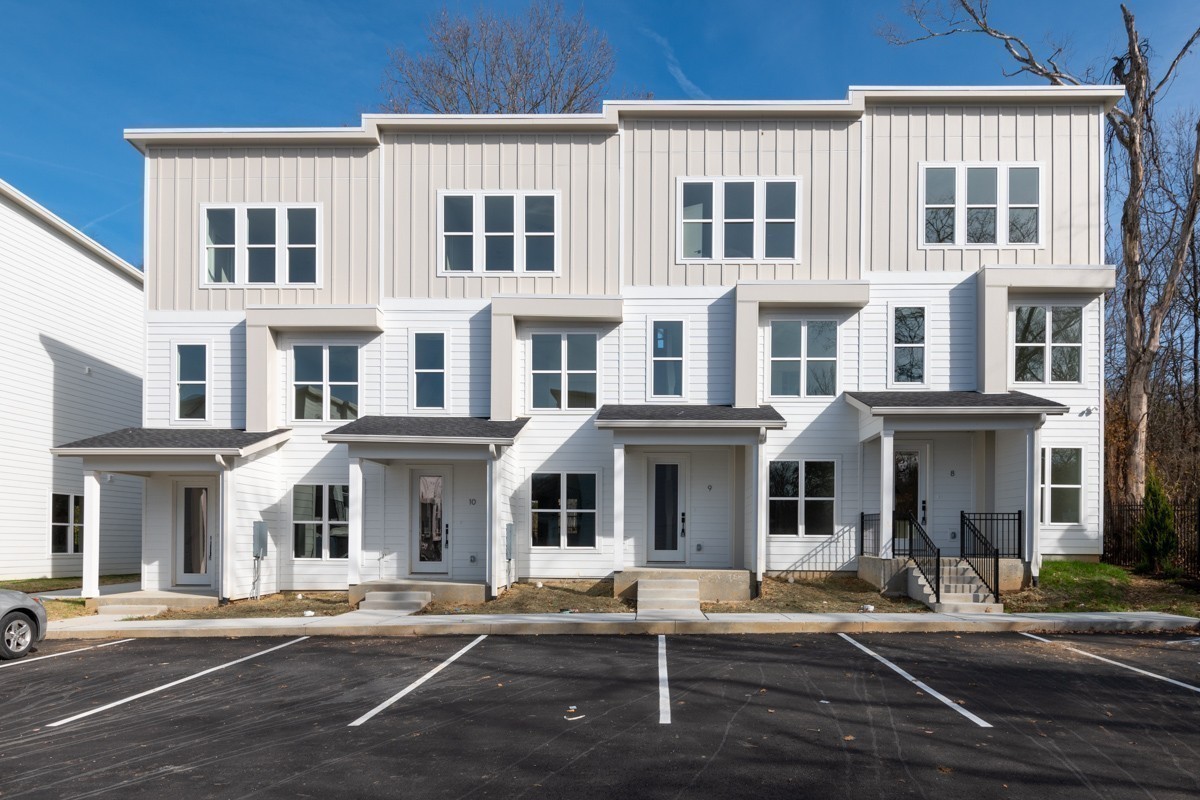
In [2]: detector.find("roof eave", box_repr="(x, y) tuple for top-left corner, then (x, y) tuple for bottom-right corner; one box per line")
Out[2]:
(322, 434), (517, 446)
(594, 419), (787, 429)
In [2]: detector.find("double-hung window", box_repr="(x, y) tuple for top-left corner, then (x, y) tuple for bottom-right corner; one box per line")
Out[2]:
(921, 164), (1042, 247)
(530, 473), (597, 548)
(650, 321), (684, 398)
(292, 484), (349, 559)
(440, 192), (558, 274)
(768, 461), (835, 536)
(202, 205), (319, 285)
(1014, 306), (1083, 383)
(293, 345), (359, 421)
(530, 333), (597, 410)
(50, 493), (84, 554)
(175, 344), (208, 420)
(769, 320), (837, 398)
(891, 307), (926, 385)
(678, 178), (801, 262)
(413, 332), (446, 409)
(1039, 448), (1082, 524)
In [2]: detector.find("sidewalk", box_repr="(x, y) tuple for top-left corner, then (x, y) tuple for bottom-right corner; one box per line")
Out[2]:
(45, 609), (1200, 639)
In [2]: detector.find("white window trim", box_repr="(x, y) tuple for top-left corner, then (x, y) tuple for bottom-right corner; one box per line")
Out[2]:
(526, 331), (600, 414)
(1009, 303), (1086, 387)
(288, 342), (363, 424)
(1039, 446), (1085, 528)
(646, 318), (687, 402)
(887, 303), (930, 390)
(765, 318), (840, 401)
(411, 330), (450, 412)
(766, 458), (839, 538)
(675, 176), (803, 265)
(199, 203), (323, 288)
(529, 471), (601, 551)
(435, 190), (563, 276)
(49, 491), (84, 556)
(171, 339), (213, 425)
(917, 162), (1045, 250)
(290, 483), (351, 560)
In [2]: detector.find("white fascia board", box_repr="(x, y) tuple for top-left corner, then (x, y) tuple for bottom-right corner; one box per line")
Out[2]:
(849, 405), (1068, 417)
(852, 85), (1125, 109)
(51, 430), (292, 459)
(237, 430), (293, 456)
(594, 419), (787, 430)
(322, 434), (517, 446)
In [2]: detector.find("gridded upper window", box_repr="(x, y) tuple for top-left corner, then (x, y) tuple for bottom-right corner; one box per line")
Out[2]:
(679, 178), (800, 262)
(293, 345), (359, 421)
(651, 321), (684, 398)
(769, 320), (837, 398)
(176, 344), (208, 420)
(921, 164), (1042, 247)
(892, 307), (926, 385)
(203, 205), (318, 285)
(530, 333), (597, 410)
(413, 333), (446, 409)
(1014, 306), (1082, 383)
(440, 192), (558, 273)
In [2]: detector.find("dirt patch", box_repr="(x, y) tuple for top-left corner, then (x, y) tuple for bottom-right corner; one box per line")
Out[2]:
(44, 599), (92, 622)
(1004, 562), (1200, 616)
(418, 579), (633, 615)
(142, 592), (351, 621)
(702, 575), (927, 614)
(0, 574), (140, 594)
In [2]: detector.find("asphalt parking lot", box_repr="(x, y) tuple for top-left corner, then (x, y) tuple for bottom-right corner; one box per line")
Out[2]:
(2, 632), (1198, 798)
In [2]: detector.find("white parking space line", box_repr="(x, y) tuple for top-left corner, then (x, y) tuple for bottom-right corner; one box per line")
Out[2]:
(0, 639), (134, 670)
(658, 635), (670, 725)
(349, 635), (487, 728)
(838, 634), (993, 728)
(1020, 633), (1200, 693)
(47, 637), (308, 728)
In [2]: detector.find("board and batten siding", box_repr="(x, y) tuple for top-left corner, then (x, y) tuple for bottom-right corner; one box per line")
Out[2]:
(145, 147), (381, 312)
(864, 104), (1103, 271)
(382, 133), (620, 299)
(623, 118), (863, 286)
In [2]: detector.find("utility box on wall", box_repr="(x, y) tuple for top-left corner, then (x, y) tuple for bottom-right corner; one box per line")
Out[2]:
(252, 521), (268, 559)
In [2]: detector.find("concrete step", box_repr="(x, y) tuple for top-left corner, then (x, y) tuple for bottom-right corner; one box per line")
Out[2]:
(350, 580), (485, 606)
(96, 605), (168, 617)
(639, 579), (702, 593)
(934, 601), (1005, 613)
(637, 587), (700, 601)
(636, 579), (701, 613)
(942, 582), (986, 594)
(87, 592), (218, 611)
(360, 591), (431, 613)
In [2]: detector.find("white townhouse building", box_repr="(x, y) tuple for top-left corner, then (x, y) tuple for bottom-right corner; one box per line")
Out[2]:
(55, 86), (1120, 607)
(1, 178), (144, 581)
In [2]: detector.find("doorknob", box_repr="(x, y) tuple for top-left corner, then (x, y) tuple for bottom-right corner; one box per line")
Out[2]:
(921, 500), (927, 525)
(680, 511), (686, 538)
(445, 524), (450, 546)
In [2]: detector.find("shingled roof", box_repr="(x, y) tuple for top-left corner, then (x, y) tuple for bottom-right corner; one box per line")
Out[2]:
(324, 416), (529, 442)
(53, 427), (291, 454)
(596, 405), (786, 425)
(845, 391), (1067, 413)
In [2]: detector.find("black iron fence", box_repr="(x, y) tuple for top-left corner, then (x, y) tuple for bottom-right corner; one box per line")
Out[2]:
(961, 512), (1000, 602)
(859, 512), (881, 558)
(904, 512), (940, 604)
(962, 512), (1023, 559)
(1105, 499), (1200, 577)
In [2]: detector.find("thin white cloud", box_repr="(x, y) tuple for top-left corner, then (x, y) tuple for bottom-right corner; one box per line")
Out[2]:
(639, 27), (710, 100)
(82, 201), (136, 232)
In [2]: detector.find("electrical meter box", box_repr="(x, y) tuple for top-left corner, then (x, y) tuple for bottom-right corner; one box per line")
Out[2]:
(505, 523), (514, 561)
(252, 521), (268, 559)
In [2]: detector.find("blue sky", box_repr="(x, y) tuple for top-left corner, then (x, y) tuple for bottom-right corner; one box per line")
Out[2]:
(2, 0), (1198, 266)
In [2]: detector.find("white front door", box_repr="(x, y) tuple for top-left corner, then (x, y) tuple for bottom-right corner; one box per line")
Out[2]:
(648, 457), (688, 562)
(412, 469), (452, 574)
(175, 481), (216, 586)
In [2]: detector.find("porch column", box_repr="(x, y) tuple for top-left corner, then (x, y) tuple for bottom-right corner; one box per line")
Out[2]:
(752, 435), (767, 582)
(1026, 423), (1043, 580)
(879, 430), (895, 559)
(348, 458), (363, 586)
(221, 464), (237, 601)
(81, 471), (102, 598)
(612, 443), (625, 572)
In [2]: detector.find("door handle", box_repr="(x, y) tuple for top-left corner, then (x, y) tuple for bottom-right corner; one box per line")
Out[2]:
(680, 511), (686, 538)
(445, 524), (450, 546)
(921, 500), (927, 526)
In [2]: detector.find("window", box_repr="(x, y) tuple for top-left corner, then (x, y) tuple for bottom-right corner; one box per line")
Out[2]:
(176, 344), (208, 420)
(921, 164), (1042, 247)
(1040, 448), (1082, 524)
(530, 473), (597, 548)
(651, 321), (684, 398)
(530, 333), (597, 410)
(292, 484), (349, 559)
(1014, 306), (1083, 383)
(293, 345), (358, 421)
(201, 205), (320, 286)
(51, 493), (83, 554)
(413, 333), (446, 409)
(678, 178), (801, 262)
(769, 320), (837, 398)
(768, 461), (835, 536)
(439, 192), (558, 274)
(892, 307), (926, 385)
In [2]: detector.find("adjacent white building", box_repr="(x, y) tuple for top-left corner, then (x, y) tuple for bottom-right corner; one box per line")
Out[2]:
(1, 178), (144, 580)
(55, 86), (1120, 604)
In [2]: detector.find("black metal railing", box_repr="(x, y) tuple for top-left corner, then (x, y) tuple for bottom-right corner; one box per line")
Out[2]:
(1105, 498), (1200, 577)
(962, 511), (1023, 559)
(904, 512), (940, 605)
(961, 512), (1000, 602)
(859, 512), (881, 557)
(893, 513), (917, 557)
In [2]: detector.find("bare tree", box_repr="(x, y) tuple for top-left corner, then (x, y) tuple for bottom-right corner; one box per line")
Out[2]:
(883, 1), (1200, 502)
(382, 1), (630, 114)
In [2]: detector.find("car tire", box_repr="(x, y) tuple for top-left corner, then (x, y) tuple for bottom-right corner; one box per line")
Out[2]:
(0, 611), (36, 660)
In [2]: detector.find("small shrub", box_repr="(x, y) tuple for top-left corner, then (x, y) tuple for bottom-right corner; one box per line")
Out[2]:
(1136, 469), (1178, 574)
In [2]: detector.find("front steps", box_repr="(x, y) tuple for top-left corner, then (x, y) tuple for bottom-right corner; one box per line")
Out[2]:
(86, 589), (218, 613)
(635, 579), (704, 620)
(908, 559), (1004, 613)
(358, 591), (432, 614)
(349, 579), (486, 607)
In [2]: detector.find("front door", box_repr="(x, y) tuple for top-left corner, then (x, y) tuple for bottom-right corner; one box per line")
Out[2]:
(893, 444), (929, 555)
(648, 458), (687, 562)
(175, 482), (215, 586)
(412, 469), (451, 574)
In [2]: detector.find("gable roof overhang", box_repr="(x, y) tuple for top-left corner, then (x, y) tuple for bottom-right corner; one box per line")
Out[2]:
(844, 391), (1070, 442)
(51, 428), (292, 475)
(596, 404), (785, 446)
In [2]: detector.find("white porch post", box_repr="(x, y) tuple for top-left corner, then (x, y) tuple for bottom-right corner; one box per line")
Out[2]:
(612, 443), (625, 573)
(752, 434), (767, 583)
(348, 457), (363, 587)
(879, 430), (895, 559)
(220, 463), (237, 601)
(81, 471), (102, 598)
(1026, 423), (1043, 581)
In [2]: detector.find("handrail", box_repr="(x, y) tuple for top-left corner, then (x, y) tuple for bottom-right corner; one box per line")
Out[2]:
(962, 511), (1022, 559)
(961, 512), (1000, 603)
(859, 512), (881, 557)
(904, 512), (940, 605)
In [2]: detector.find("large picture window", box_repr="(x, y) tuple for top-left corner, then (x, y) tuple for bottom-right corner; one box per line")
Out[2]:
(530, 333), (597, 410)
(678, 178), (801, 262)
(439, 192), (558, 274)
(1014, 306), (1083, 384)
(292, 484), (350, 559)
(202, 205), (319, 285)
(769, 320), (837, 398)
(531, 473), (597, 548)
(293, 345), (359, 421)
(921, 164), (1042, 247)
(768, 461), (835, 536)
(50, 493), (84, 554)
(1040, 448), (1082, 524)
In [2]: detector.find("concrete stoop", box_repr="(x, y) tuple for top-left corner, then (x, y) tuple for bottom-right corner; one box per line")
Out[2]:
(908, 559), (1004, 613)
(358, 591), (432, 614)
(96, 605), (168, 618)
(349, 579), (486, 607)
(635, 579), (703, 620)
(86, 590), (219, 612)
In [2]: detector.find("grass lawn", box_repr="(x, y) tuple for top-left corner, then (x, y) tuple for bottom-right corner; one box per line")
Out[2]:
(1004, 561), (1200, 617)
(419, 579), (633, 615)
(43, 599), (93, 622)
(0, 574), (140, 593)
(702, 575), (928, 614)
(144, 592), (352, 621)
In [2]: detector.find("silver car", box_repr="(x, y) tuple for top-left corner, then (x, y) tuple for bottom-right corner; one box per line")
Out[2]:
(0, 590), (48, 659)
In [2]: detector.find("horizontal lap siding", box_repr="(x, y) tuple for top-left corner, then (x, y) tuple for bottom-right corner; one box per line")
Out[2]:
(147, 147), (380, 311)
(381, 304), (490, 416)
(231, 449), (281, 599)
(273, 434), (352, 591)
(622, 294), (734, 404)
(145, 317), (246, 427)
(624, 118), (862, 287)
(384, 133), (619, 299)
(858, 279), (976, 391)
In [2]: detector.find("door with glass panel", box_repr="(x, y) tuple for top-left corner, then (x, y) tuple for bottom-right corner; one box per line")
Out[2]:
(412, 469), (452, 574)
(647, 457), (688, 562)
(175, 481), (216, 586)
(893, 445), (928, 556)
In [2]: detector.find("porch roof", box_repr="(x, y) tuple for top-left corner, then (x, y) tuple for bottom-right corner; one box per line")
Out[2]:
(844, 391), (1068, 416)
(595, 404), (786, 428)
(51, 427), (292, 457)
(323, 415), (529, 445)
